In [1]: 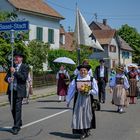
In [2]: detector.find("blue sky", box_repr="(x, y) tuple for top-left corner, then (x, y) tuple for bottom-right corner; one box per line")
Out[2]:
(45, 0), (140, 33)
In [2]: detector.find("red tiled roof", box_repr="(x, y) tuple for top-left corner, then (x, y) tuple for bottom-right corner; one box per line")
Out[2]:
(8, 0), (64, 19)
(92, 30), (116, 44)
(89, 21), (112, 30)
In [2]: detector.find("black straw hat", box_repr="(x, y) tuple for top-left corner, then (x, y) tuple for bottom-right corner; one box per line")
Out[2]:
(77, 64), (91, 71)
(13, 51), (24, 57)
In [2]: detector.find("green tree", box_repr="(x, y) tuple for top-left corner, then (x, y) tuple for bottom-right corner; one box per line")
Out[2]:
(47, 49), (77, 74)
(47, 46), (98, 75)
(117, 24), (140, 63)
(28, 40), (49, 73)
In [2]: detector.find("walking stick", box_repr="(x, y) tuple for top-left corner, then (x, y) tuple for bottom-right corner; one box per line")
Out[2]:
(10, 30), (14, 111)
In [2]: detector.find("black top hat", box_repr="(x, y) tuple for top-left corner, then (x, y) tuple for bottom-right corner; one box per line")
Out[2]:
(99, 59), (105, 63)
(77, 64), (91, 71)
(13, 51), (24, 57)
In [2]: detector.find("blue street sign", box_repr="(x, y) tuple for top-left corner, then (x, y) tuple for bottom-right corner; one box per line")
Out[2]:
(0, 21), (29, 31)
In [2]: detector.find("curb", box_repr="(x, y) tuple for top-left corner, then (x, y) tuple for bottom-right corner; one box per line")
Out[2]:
(0, 92), (56, 107)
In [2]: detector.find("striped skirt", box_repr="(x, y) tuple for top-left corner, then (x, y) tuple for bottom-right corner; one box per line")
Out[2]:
(72, 93), (92, 130)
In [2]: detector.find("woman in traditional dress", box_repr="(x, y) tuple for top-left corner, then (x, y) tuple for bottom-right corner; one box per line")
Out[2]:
(109, 66), (130, 113)
(56, 65), (70, 101)
(66, 64), (98, 139)
(127, 66), (139, 104)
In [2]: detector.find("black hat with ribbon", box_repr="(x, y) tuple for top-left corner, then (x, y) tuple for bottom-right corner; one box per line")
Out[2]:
(77, 64), (91, 71)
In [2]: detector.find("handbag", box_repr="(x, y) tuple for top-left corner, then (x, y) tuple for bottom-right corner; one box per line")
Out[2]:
(92, 99), (100, 111)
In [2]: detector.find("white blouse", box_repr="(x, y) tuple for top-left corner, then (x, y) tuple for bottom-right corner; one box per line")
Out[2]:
(56, 70), (70, 80)
(109, 73), (130, 89)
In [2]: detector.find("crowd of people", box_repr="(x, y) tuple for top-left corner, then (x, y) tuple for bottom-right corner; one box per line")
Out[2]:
(4, 54), (140, 139)
(55, 58), (140, 139)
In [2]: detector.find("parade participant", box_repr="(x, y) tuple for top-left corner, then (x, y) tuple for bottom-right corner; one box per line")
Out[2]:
(127, 66), (139, 104)
(94, 59), (108, 103)
(22, 69), (33, 104)
(66, 64), (98, 139)
(109, 65), (130, 113)
(109, 68), (116, 80)
(56, 65), (70, 102)
(73, 59), (93, 76)
(5, 51), (29, 135)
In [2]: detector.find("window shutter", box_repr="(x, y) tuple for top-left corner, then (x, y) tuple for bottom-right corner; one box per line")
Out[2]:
(36, 27), (43, 41)
(48, 29), (54, 44)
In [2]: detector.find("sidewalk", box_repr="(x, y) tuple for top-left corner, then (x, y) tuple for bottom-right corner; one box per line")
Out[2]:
(0, 85), (57, 107)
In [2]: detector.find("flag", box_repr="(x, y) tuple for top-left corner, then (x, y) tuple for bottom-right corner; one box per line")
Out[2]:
(74, 9), (104, 51)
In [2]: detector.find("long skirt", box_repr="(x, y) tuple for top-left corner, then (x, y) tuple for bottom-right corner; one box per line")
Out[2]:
(112, 84), (128, 106)
(57, 79), (68, 96)
(72, 93), (93, 134)
(128, 79), (137, 97)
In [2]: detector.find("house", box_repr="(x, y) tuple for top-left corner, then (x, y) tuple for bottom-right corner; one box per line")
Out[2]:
(89, 19), (133, 69)
(0, 0), (64, 49)
(59, 25), (75, 51)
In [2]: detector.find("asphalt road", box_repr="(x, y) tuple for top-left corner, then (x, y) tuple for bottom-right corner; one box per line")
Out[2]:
(0, 93), (140, 140)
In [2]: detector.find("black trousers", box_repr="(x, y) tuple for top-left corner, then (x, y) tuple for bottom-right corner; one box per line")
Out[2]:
(98, 79), (106, 102)
(8, 91), (23, 129)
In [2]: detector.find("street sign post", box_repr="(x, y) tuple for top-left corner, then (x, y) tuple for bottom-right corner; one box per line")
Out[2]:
(0, 21), (29, 110)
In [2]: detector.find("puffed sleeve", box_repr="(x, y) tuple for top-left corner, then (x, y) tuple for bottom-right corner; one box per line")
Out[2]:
(89, 78), (98, 95)
(66, 79), (76, 104)
(109, 76), (116, 88)
(89, 69), (93, 77)
(124, 76), (130, 89)
(73, 68), (79, 76)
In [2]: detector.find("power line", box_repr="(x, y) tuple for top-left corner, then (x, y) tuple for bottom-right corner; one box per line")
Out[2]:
(46, 0), (140, 20)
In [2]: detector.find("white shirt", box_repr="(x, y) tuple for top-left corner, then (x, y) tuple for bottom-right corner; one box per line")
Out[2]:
(100, 66), (104, 77)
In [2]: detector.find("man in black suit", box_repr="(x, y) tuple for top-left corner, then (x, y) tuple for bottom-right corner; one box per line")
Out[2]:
(94, 59), (108, 103)
(5, 52), (29, 135)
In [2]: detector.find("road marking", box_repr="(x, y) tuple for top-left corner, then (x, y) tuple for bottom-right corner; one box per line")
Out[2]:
(22, 109), (69, 128)
(3, 109), (70, 129)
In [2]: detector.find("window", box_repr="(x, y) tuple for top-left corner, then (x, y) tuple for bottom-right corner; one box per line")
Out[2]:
(122, 51), (129, 59)
(36, 27), (43, 41)
(109, 45), (116, 52)
(48, 29), (54, 44)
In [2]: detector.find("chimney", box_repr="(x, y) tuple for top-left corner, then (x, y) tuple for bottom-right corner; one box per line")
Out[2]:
(103, 19), (107, 25)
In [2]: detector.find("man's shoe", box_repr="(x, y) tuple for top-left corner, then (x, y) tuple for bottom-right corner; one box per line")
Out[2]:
(102, 100), (105, 103)
(11, 127), (20, 135)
